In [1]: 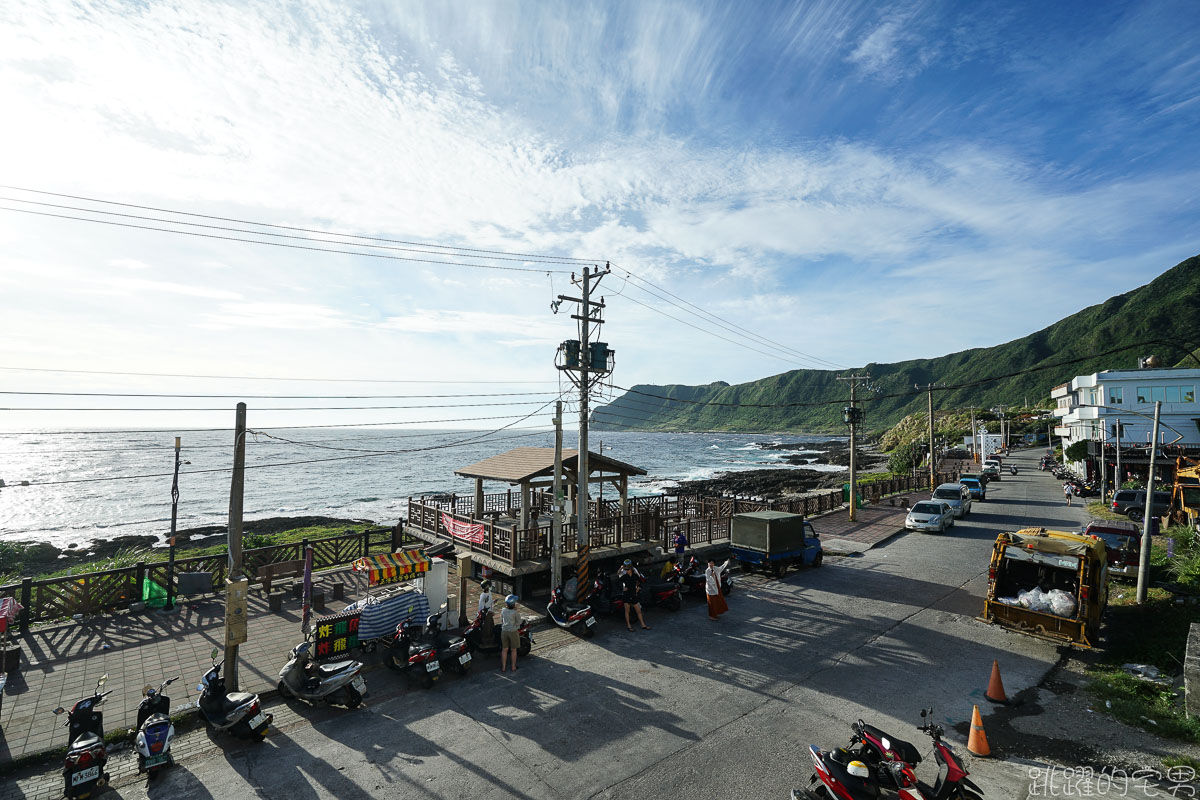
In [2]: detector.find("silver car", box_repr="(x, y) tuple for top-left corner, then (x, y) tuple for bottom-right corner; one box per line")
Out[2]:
(932, 483), (972, 518)
(905, 500), (955, 533)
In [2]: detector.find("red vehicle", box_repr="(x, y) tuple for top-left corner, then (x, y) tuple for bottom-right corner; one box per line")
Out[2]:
(1081, 519), (1143, 578)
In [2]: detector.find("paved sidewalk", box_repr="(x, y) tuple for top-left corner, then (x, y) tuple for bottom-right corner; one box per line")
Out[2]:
(815, 503), (912, 554)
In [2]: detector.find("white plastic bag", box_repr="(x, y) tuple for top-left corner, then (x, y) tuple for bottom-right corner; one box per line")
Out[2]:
(1017, 587), (1051, 612)
(1047, 588), (1078, 618)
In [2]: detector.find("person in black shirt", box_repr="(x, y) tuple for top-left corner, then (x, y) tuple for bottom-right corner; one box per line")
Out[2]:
(617, 559), (649, 631)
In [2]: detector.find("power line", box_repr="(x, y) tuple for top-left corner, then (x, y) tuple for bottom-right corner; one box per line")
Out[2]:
(2, 185), (600, 264)
(0, 365), (557, 385)
(0, 206), (574, 274)
(0, 390), (556, 400)
(0, 400), (557, 411)
(0, 413), (557, 436)
(1, 196), (588, 267)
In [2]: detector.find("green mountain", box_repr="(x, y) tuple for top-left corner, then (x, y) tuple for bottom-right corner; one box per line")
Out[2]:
(594, 254), (1200, 434)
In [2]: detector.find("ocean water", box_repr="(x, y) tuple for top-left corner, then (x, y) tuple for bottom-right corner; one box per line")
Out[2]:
(0, 428), (845, 548)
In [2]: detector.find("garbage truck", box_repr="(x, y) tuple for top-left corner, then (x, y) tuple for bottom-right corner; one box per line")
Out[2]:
(982, 527), (1108, 648)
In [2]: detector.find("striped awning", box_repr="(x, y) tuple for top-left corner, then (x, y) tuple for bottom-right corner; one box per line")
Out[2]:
(353, 550), (431, 586)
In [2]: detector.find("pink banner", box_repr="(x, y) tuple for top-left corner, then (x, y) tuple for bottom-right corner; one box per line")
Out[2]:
(441, 512), (485, 544)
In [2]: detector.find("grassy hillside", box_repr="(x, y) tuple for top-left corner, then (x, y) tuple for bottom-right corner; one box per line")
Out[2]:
(595, 254), (1200, 434)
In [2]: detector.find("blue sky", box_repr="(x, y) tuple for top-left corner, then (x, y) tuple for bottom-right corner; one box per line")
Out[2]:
(0, 0), (1198, 431)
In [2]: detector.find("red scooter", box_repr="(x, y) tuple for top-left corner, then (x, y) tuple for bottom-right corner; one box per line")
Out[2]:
(792, 742), (922, 800)
(851, 708), (984, 800)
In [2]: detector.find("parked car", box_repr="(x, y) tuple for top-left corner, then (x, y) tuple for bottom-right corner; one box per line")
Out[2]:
(905, 500), (955, 533)
(1081, 519), (1144, 578)
(959, 477), (986, 501)
(962, 470), (991, 487)
(1110, 490), (1172, 521)
(981, 464), (1002, 482)
(932, 483), (972, 518)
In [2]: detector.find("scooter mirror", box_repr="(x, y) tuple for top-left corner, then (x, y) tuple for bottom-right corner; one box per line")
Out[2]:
(52, 706), (65, 715)
(142, 683), (153, 696)
(97, 674), (109, 687)
(210, 647), (220, 660)
(920, 709), (927, 718)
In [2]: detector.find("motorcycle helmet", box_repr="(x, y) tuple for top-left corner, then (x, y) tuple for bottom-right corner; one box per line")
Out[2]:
(623, 559), (633, 566)
(847, 760), (870, 779)
(505, 594), (518, 608)
(481, 580), (492, 592)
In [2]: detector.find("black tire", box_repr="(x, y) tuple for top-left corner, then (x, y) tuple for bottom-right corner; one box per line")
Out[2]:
(771, 561), (787, 579)
(343, 686), (363, 709)
(812, 552), (823, 568)
(580, 624), (596, 638)
(665, 592), (682, 612)
(457, 658), (473, 676)
(1127, 508), (1143, 521)
(421, 673), (436, 689)
(517, 636), (532, 657)
(385, 651), (405, 673)
(276, 680), (293, 698)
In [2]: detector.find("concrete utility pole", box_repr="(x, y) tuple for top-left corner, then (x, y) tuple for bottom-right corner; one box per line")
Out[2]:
(551, 401), (564, 590)
(1098, 426), (1107, 507)
(165, 436), (182, 611)
(224, 402), (248, 691)
(556, 264), (611, 602)
(1136, 401), (1162, 605)
(965, 408), (979, 464)
(916, 382), (943, 490)
(838, 374), (870, 522)
(1115, 417), (1122, 489)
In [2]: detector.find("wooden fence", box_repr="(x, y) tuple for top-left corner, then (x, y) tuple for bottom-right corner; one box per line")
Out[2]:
(0, 527), (408, 629)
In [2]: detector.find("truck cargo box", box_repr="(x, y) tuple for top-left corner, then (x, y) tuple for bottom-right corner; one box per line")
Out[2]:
(732, 511), (809, 554)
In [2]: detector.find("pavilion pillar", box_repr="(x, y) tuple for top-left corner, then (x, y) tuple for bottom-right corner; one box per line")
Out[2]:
(520, 481), (531, 531)
(474, 478), (484, 521)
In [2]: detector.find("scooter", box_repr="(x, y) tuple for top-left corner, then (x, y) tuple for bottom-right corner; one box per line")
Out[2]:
(592, 572), (681, 614)
(462, 607), (533, 656)
(277, 641), (366, 708)
(198, 647), (272, 740)
(546, 585), (596, 637)
(1009, 466), (1018, 476)
(792, 742), (920, 800)
(384, 619), (441, 688)
(416, 605), (473, 675)
(852, 708), (984, 800)
(672, 556), (733, 598)
(53, 674), (112, 799)
(134, 675), (179, 778)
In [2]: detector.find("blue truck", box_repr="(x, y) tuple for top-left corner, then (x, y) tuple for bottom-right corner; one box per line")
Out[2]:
(730, 511), (823, 578)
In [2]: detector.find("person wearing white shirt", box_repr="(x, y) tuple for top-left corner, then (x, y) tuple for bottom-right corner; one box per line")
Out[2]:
(705, 559), (729, 621)
(478, 581), (495, 639)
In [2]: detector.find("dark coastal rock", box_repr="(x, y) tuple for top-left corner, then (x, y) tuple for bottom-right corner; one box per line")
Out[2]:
(666, 468), (833, 498)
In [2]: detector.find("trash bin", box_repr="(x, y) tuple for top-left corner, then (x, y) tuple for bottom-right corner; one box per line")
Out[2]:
(142, 577), (168, 609)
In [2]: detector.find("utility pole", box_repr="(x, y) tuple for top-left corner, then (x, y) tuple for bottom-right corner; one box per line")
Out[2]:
(551, 401), (564, 591)
(1136, 401), (1162, 604)
(965, 408), (979, 464)
(165, 436), (182, 612)
(1115, 417), (1122, 489)
(838, 374), (870, 521)
(916, 383), (943, 489)
(224, 403), (248, 691)
(555, 264), (612, 602)
(1098, 426), (1106, 507)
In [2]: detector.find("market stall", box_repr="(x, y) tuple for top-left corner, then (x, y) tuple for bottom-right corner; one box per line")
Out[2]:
(332, 549), (448, 649)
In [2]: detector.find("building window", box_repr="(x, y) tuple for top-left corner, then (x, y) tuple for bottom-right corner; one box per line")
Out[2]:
(1184, 385), (1196, 403)
(1137, 386), (1167, 404)
(1111, 422), (1125, 438)
(1107, 387), (1122, 405)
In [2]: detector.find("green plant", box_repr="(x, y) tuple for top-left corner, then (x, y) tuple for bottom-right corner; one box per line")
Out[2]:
(1088, 667), (1200, 742)
(1162, 754), (1200, 772)
(1122, 480), (1145, 490)
(1064, 441), (1090, 462)
(887, 441), (925, 474)
(243, 533), (274, 549)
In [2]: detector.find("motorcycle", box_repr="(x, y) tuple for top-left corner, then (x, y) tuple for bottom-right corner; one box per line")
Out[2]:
(792, 742), (920, 800)
(384, 618), (441, 688)
(1009, 466), (1018, 476)
(277, 641), (366, 707)
(134, 675), (179, 778)
(462, 606), (533, 656)
(198, 647), (272, 740)
(672, 556), (733, 598)
(53, 674), (112, 799)
(592, 572), (681, 615)
(415, 605), (473, 675)
(852, 708), (984, 800)
(546, 585), (597, 637)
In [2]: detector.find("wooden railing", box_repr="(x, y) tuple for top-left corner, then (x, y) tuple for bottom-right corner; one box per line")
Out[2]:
(0, 527), (409, 628)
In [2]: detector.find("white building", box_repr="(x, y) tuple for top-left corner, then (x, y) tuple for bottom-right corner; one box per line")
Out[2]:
(1051, 367), (1200, 470)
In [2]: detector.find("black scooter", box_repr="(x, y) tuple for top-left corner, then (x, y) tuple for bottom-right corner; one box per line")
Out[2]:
(198, 647), (272, 740)
(54, 674), (112, 799)
(385, 619), (441, 688)
(546, 585), (596, 637)
(135, 675), (179, 777)
(416, 605), (473, 675)
(672, 556), (733, 598)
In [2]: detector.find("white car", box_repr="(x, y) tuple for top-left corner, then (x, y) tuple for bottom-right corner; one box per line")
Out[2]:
(905, 500), (955, 533)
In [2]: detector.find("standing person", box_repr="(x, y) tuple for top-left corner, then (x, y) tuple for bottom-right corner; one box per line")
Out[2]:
(674, 529), (688, 561)
(500, 594), (521, 672)
(478, 581), (495, 640)
(618, 559), (650, 631)
(705, 558), (730, 621)
(1063, 482), (1074, 506)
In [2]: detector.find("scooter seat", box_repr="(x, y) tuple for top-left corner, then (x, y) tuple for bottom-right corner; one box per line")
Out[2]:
(317, 661), (356, 675)
(824, 751), (880, 800)
(861, 724), (922, 765)
(70, 732), (102, 751)
(226, 691), (256, 705)
(143, 713), (171, 729)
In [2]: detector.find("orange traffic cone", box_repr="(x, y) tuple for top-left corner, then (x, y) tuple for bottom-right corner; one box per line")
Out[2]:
(985, 659), (1007, 703)
(967, 705), (991, 757)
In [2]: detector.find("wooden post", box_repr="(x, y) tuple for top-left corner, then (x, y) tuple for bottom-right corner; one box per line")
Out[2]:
(457, 554), (472, 628)
(520, 481), (531, 531)
(475, 478), (484, 521)
(19, 577), (32, 634)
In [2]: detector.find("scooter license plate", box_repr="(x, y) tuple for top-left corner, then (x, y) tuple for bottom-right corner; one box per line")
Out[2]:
(71, 766), (100, 786)
(458, 652), (471, 665)
(584, 616), (596, 627)
(351, 676), (367, 694)
(144, 753), (170, 768)
(425, 661), (439, 673)
(247, 712), (267, 730)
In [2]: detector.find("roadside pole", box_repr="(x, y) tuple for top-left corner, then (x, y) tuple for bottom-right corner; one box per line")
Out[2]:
(1136, 401), (1161, 605)
(838, 374), (870, 521)
(916, 383), (942, 490)
(1098, 427), (1107, 507)
(165, 436), (182, 611)
(1115, 417), (1122, 489)
(224, 403), (248, 691)
(551, 401), (564, 590)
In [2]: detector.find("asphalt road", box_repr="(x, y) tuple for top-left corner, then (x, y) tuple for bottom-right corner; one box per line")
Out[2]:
(96, 451), (1145, 800)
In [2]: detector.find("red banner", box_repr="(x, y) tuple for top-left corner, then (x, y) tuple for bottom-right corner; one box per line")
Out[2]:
(442, 512), (485, 544)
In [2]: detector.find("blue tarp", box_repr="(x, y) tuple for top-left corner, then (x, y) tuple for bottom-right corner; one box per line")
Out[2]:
(343, 589), (430, 642)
